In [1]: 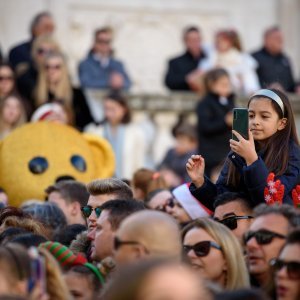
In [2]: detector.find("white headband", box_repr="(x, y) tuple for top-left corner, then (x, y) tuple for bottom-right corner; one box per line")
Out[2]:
(251, 89), (285, 115)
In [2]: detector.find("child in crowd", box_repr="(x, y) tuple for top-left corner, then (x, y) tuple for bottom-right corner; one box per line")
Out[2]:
(187, 88), (300, 208)
(158, 122), (198, 185)
(0, 94), (27, 140)
(196, 68), (234, 179)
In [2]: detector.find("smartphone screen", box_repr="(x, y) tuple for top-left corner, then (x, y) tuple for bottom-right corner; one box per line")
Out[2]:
(232, 108), (249, 141)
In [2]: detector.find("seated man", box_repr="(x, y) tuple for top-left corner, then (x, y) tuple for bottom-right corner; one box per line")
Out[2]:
(113, 210), (182, 267)
(244, 204), (299, 295)
(90, 199), (145, 262)
(79, 27), (131, 91)
(46, 180), (89, 225)
(164, 26), (207, 92)
(252, 26), (296, 92)
(213, 192), (254, 245)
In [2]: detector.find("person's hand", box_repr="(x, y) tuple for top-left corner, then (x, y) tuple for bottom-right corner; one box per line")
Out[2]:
(29, 281), (49, 300)
(109, 72), (124, 89)
(185, 69), (204, 93)
(186, 155), (205, 188)
(230, 130), (258, 166)
(224, 111), (233, 127)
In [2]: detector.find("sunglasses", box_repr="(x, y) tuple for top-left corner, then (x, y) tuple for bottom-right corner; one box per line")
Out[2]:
(270, 258), (300, 280)
(45, 64), (61, 70)
(0, 76), (13, 81)
(155, 197), (180, 212)
(81, 205), (101, 218)
(114, 236), (141, 251)
(183, 240), (222, 257)
(37, 48), (54, 55)
(96, 39), (111, 45)
(216, 215), (254, 230)
(244, 229), (286, 245)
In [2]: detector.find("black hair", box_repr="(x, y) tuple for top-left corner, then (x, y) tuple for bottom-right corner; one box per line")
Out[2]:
(10, 233), (48, 248)
(183, 26), (200, 39)
(0, 227), (28, 245)
(100, 199), (145, 230)
(45, 180), (89, 206)
(285, 228), (300, 245)
(213, 192), (253, 211)
(144, 188), (168, 204)
(214, 288), (268, 300)
(53, 224), (87, 247)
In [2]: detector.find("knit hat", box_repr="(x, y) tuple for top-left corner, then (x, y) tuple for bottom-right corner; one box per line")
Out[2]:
(172, 183), (212, 219)
(39, 241), (87, 267)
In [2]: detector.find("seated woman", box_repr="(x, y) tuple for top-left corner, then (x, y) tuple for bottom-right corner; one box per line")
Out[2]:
(0, 94), (27, 140)
(85, 91), (147, 179)
(34, 52), (93, 130)
(182, 218), (249, 290)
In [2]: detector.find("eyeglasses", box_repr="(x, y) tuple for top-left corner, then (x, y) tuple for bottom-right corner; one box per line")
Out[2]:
(155, 197), (177, 212)
(114, 236), (141, 251)
(183, 240), (222, 257)
(270, 258), (300, 279)
(96, 39), (111, 45)
(45, 64), (61, 70)
(216, 215), (254, 230)
(81, 205), (101, 218)
(0, 76), (13, 81)
(37, 48), (54, 56)
(243, 229), (286, 245)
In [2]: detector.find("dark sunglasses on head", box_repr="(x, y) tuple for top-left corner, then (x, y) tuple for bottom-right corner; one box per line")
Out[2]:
(243, 229), (286, 245)
(0, 76), (13, 81)
(156, 197), (176, 212)
(81, 205), (101, 218)
(114, 236), (141, 251)
(183, 240), (222, 257)
(270, 258), (300, 280)
(216, 215), (254, 230)
(45, 64), (61, 70)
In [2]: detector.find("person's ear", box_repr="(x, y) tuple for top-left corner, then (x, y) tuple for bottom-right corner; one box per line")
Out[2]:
(71, 201), (81, 216)
(278, 118), (287, 131)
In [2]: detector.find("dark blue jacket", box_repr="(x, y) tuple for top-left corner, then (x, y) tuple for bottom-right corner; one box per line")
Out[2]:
(190, 140), (300, 210)
(8, 40), (33, 70)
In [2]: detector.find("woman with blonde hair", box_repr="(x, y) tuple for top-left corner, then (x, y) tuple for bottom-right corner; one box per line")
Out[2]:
(34, 52), (93, 130)
(182, 217), (249, 290)
(131, 168), (168, 201)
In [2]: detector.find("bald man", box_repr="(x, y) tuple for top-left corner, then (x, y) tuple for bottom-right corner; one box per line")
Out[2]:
(113, 210), (182, 266)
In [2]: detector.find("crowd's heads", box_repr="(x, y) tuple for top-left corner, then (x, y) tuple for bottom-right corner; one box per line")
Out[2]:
(131, 168), (168, 201)
(30, 11), (55, 38)
(91, 199), (145, 261)
(114, 210), (181, 266)
(264, 26), (283, 55)
(182, 218), (249, 290)
(244, 204), (298, 287)
(183, 26), (202, 57)
(213, 192), (254, 244)
(101, 259), (213, 300)
(271, 229), (300, 300)
(103, 91), (131, 125)
(46, 180), (89, 225)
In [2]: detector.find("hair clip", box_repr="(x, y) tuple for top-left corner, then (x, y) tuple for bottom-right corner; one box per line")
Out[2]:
(264, 173), (284, 205)
(152, 172), (160, 180)
(292, 185), (300, 208)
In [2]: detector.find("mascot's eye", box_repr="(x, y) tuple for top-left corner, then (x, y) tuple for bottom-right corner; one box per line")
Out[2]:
(71, 155), (87, 172)
(28, 157), (49, 174)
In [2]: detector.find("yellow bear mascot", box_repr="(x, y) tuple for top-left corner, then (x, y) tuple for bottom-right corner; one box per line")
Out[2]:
(0, 122), (115, 206)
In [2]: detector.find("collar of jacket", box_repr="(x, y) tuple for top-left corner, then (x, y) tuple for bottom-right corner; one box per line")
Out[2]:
(185, 50), (206, 60)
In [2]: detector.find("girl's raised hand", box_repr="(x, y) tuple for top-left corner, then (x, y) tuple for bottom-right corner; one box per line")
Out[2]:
(230, 130), (258, 166)
(186, 155), (205, 188)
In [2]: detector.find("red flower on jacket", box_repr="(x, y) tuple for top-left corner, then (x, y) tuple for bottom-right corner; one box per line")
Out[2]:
(264, 173), (284, 205)
(292, 185), (300, 208)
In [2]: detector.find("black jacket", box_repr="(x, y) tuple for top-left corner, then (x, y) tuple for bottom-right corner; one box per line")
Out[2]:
(196, 92), (235, 167)
(9, 40), (33, 70)
(252, 47), (295, 92)
(165, 51), (206, 90)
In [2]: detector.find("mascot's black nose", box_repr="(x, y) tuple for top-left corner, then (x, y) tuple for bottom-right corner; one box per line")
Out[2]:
(55, 175), (75, 183)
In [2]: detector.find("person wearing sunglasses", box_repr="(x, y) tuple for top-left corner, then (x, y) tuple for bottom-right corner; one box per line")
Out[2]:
(244, 204), (298, 294)
(89, 199), (144, 263)
(213, 192), (254, 245)
(182, 218), (250, 290)
(271, 229), (300, 300)
(113, 210), (182, 267)
(0, 63), (16, 102)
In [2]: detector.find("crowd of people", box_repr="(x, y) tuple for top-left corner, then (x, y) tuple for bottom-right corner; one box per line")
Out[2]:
(0, 10), (300, 300)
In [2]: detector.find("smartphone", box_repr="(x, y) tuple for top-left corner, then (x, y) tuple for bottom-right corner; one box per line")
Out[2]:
(232, 108), (249, 141)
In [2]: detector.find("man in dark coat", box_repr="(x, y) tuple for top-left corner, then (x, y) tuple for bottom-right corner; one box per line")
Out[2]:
(164, 26), (206, 92)
(252, 27), (296, 92)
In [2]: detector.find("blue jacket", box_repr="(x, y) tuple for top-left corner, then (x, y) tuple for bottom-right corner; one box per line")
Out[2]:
(78, 53), (131, 90)
(190, 140), (300, 210)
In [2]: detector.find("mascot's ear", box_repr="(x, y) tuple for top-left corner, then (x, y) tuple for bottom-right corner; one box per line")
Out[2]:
(83, 133), (115, 178)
